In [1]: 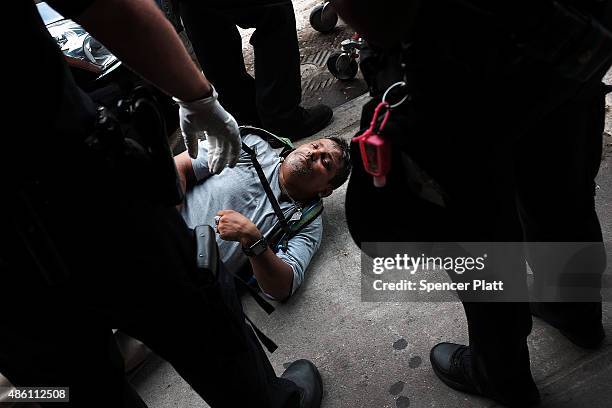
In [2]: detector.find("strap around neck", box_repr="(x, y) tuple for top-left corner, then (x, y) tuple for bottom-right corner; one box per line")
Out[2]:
(241, 142), (291, 235)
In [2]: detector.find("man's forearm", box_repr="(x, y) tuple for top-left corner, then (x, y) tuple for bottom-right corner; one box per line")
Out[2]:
(76, 0), (211, 102)
(174, 151), (196, 193)
(219, 212), (294, 299)
(249, 250), (294, 300)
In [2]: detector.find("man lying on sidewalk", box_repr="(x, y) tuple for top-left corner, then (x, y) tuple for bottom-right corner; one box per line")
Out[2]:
(174, 131), (351, 300)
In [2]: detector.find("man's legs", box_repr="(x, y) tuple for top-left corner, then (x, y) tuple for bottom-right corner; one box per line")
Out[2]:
(429, 77), (607, 406)
(0, 315), (148, 408)
(515, 80), (607, 347)
(179, 1), (260, 126)
(179, 0), (332, 139)
(419, 71), (539, 405)
(246, 1), (333, 138)
(429, 174), (539, 406)
(245, 2), (301, 128)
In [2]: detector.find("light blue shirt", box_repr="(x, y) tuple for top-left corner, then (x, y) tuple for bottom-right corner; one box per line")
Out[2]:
(180, 134), (323, 296)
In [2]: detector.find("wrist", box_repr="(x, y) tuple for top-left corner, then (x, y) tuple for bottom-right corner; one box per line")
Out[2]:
(177, 80), (214, 103)
(240, 228), (262, 248)
(242, 234), (268, 258)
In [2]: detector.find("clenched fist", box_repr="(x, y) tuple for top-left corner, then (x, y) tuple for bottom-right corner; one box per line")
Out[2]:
(216, 210), (262, 247)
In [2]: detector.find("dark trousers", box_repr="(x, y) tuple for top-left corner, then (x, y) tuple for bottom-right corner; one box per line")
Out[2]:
(461, 78), (606, 401)
(0, 142), (299, 407)
(347, 2), (608, 402)
(179, 0), (302, 129)
(417, 3), (608, 401)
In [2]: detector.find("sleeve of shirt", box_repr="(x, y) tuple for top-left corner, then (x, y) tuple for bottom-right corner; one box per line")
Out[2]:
(46, 0), (97, 19)
(190, 141), (211, 182)
(276, 215), (323, 296)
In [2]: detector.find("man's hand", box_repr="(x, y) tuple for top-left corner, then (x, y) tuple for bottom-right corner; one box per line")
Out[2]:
(216, 210), (262, 247)
(174, 85), (241, 171)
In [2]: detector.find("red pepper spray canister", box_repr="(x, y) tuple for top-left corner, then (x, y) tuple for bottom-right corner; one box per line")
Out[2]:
(353, 101), (392, 187)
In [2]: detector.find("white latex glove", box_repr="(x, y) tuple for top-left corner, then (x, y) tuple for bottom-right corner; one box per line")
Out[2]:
(174, 85), (241, 174)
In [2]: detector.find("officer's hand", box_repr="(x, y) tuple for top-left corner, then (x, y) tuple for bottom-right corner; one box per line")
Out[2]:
(174, 85), (241, 174)
(216, 210), (262, 247)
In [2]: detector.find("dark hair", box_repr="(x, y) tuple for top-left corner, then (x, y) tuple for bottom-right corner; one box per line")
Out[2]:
(326, 136), (352, 189)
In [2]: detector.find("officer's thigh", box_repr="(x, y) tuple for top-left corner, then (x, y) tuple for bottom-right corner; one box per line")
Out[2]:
(0, 307), (147, 408)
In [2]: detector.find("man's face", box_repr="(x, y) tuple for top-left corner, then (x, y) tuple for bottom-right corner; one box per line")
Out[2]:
(282, 138), (343, 200)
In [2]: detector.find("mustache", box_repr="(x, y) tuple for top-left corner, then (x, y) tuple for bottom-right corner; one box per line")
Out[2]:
(288, 151), (313, 175)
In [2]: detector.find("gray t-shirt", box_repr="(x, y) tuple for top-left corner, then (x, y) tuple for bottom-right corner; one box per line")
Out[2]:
(180, 134), (323, 296)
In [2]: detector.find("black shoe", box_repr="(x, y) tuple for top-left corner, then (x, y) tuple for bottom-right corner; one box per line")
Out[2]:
(281, 359), (323, 408)
(430, 342), (540, 408)
(530, 302), (605, 349)
(272, 105), (333, 141)
(430, 343), (479, 394)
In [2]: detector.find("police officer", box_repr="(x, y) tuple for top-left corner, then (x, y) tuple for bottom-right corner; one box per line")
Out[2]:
(1, 1), (322, 407)
(331, 0), (611, 406)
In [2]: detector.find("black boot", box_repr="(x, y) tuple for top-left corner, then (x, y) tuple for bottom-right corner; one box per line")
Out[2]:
(268, 105), (333, 141)
(530, 302), (605, 349)
(430, 342), (540, 408)
(281, 359), (323, 408)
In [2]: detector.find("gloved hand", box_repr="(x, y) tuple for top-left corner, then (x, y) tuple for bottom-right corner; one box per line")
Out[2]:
(174, 85), (241, 174)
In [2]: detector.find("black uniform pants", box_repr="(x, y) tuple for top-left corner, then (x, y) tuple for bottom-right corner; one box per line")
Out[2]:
(0, 143), (299, 408)
(179, 0), (302, 130)
(415, 3), (608, 401)
(347, 1), (608, 402)
(457, 79), (607, 401)
(363, 70), (607, 404)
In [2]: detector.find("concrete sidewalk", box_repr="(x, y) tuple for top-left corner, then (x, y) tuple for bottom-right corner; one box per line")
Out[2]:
(132, 90), (612, 407)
